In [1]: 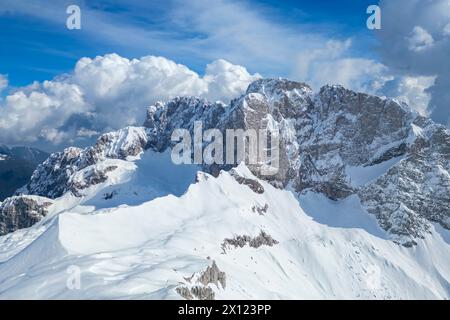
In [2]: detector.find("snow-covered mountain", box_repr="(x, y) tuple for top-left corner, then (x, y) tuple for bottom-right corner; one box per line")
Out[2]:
(0, 79), (448, 299)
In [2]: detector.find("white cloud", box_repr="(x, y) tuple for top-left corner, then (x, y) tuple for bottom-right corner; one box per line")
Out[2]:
(407, 26), (434, 52)
(0, 81), (87, 144)
(0, 54), (259, 146)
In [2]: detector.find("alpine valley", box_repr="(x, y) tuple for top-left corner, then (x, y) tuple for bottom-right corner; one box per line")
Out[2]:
(0, 79), (449, 299)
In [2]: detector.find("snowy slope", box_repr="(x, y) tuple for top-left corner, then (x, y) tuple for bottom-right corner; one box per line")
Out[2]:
(0, 152), (448, 299)
(0, 78), (449, 299)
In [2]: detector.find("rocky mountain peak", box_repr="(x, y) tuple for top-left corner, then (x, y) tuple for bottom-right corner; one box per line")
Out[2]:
(246, 78), (312, 96)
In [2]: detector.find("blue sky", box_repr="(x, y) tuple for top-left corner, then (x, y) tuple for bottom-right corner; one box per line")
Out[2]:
(0, 0), (377, 87)
(1, 0), (449, 149)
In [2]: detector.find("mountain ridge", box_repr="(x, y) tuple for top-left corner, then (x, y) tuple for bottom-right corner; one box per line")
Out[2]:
(0, 78), (448, 299)
(0, 145), (48, 201)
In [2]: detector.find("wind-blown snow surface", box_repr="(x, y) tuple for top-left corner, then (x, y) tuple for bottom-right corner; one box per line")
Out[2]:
(0, 150), (448, 299)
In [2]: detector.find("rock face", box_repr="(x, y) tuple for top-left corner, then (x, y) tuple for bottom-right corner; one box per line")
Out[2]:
(0, 196), (52, 235)
(144, 80), (312, 184)
(358, 118), (450, 245)
(4, 78), (449, 246)
(143, 79), (450, 245)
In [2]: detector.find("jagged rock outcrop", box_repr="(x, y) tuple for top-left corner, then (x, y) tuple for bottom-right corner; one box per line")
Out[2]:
(252, 203), (269, 215)
(23, 127), (148, 198)
(197, 261), (227, 289)
(0, 196), (52, 235)
(8, 78), (450, 245)
(144, 80), (312, 184)
(176, 261), (226, 300)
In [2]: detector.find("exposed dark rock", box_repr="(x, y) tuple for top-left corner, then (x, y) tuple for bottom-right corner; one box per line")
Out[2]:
(195, 172), (210, 183)
(369, 143), (407, 165)
(24, 127), (148, 199)
(18, 78), (450, 245)
(230, 170), (264, 194)
(103, 190), (118, 200)
(176, 260), (225, 300)
(198, 261), (226, 289)
(358, 129), (450, 245)
(142, 79), (450, 244)
(190, 286), (215, 300)
(176, 286), (194, 300)
(0, 196), (52, 235)
(176, 286), (215, 300)
(69, 166), (118, 197)
(0, 145), (49, 201)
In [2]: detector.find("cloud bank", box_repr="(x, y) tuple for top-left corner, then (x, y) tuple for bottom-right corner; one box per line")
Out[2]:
(0, 49), (437, 150)
(0, 54), (259, 147)
(378, 0), (450, 125)
(291, 38), (435, 116)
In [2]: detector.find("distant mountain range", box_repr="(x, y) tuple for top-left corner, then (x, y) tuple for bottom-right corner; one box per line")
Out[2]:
(0, 79), (448, 299)
(0, 145), (49, 201)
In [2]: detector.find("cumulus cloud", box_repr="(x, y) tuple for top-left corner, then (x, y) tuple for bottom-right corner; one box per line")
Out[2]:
(443, 23), (450, 36)
(293, 39), (393, 93)
(0, 54), (259, 146)
(378, 0), (450, 125)
(408, 26), (434, 52)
